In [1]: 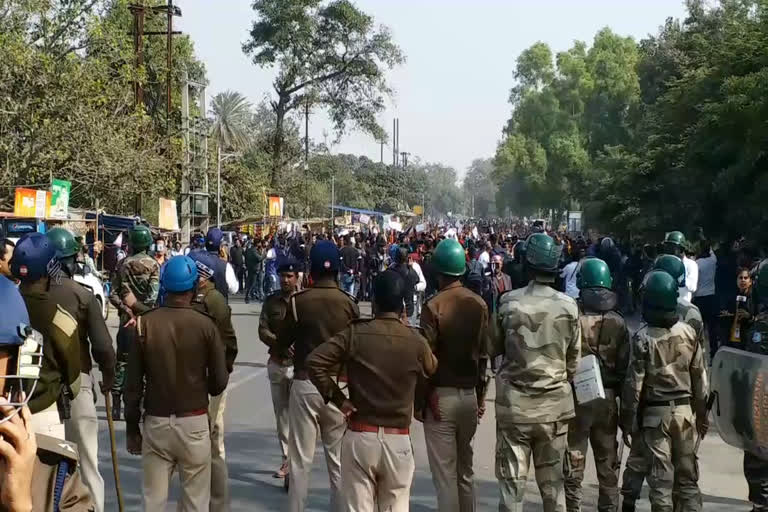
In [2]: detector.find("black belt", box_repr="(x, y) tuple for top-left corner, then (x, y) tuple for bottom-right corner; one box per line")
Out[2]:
(644, 397), (690, 407)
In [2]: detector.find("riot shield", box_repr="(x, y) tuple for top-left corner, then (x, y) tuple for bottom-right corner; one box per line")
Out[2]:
(711, 347), (768, 459)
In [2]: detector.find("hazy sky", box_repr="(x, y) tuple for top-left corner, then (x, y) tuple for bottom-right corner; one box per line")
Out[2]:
(178, 0), (689, 178)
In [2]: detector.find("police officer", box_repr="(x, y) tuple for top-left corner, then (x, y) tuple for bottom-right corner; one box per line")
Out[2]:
(109, 224), (159, 420)
(46, 227), (116, 512)
(662, 231), (698, 302)
(11, 232), (81, 440)
(620, 271), (707, 512)
(620, 255), (706, 511)
(258, 256), (300, 479)
(507, 240), (528, 290)
(492, 232), (581, 512)
(124, 256), (229, 512)
(203, 228), (239, 299)
(735, 262), (768, 511)
(419, 238), (489, 512)
(565, 258), (629, 512)
(0, 274), (94, 511)
(276, 240), (360, 512)
(306, 270), (438, 512)
(188, 250), (238, 511)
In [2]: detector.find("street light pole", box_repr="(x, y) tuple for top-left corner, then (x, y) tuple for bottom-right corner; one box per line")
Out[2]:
(217, 147), (239, 228)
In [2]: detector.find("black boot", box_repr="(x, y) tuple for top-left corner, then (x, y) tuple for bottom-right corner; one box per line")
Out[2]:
(622, 500), (636, 512)
(111, 392), (122, 421)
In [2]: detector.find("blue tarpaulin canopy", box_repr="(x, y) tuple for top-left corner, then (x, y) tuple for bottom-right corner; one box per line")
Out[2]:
(85, 212), (136, 234)
(329, 205), (386, 217)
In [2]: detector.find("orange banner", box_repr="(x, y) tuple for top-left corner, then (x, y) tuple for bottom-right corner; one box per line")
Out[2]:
(14, 188), (51, 218)
(268, 196), (284, 217)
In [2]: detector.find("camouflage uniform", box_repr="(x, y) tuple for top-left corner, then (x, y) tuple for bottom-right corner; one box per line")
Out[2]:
(742, 307), (768, 510)
(620, 321), (707, 512)
(565, 291), (630, 512)
(620, 298), (704, 509)
(109, 251), (159, 401)
(493, 281), (581, 512)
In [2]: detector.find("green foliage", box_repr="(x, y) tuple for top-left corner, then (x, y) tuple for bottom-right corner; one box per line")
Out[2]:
(462, 159), (496, 218)
(0, 0), (205, 215)
(210, 91), (252, 151)
(243, 0), (404, 188)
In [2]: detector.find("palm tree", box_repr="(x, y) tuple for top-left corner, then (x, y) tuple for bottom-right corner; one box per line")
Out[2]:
(209, 90), (252, 150)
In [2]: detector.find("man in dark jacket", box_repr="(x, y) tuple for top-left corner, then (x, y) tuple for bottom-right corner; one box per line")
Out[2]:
(229, 238), (245, 293)
(245, 240), (265, 303)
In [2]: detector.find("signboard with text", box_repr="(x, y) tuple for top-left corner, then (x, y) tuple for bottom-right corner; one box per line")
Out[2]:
(50, 179), (71, 219)
(14, 188), (51, 219)
(268, 196), (284, 217)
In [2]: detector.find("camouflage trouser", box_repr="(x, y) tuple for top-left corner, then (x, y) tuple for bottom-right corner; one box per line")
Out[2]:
(744, 451), (768, 511)
(643, 405), (701, 512)
(112, 325), (134, 394)
(620, 428), (649, 503)
(565, 394), (619, 512)
(496, 420), (568, 512)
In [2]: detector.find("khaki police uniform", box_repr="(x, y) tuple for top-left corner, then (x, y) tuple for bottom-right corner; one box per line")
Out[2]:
(620, 321), (707, 512)
(125, 305), (229, 512)
(493, 281), (581, 512)
(277, 281), (359, 512)
(49, 277), (116, 512)
(620, 298), (704, 508)
(109, 251), (159, 404)
(192, 279), (238, 512)
(258, 289), (294, 465)
(21, 435), (94, 511)
(420, 280), (488, 512)
(565, 290), (629, 512)
(20, 280), (82, 440)
(307, 314), (438, 512)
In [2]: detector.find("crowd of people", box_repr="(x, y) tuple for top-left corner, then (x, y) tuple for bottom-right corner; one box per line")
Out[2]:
(0, 218), (767, 512)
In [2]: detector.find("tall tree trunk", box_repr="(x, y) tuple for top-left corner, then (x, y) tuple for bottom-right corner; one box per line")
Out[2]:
(270, 95), (288, 189)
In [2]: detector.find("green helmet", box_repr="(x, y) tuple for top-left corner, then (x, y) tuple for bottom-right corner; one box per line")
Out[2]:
(525, 233), (561, 272)
(643, 270), (679, 312)
(46, 227), (78, 259)
(577, 258), (612, 289)
(129, 225), (152, 251)
(664, 231), (686, 246)
(432, 239), (466, 276)
(653, 254), (685, 287)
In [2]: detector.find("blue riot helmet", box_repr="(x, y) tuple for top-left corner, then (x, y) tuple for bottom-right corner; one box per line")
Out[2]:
(0, 277), (44, 424)
(161, 256), (199, 293)
(10, 232), (58, 282)
(310, 240), (340, 274)
(188, 250), (218, 282)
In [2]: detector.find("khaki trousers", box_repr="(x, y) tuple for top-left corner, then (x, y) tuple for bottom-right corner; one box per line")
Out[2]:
(287, 378), (346, 512)
(31, 402), (64, 440)
(64, 373), (104, 512)
(142, 414), (211, 512)
(268, 359), (292, 461)
(208, 391), (229, 511)
(495, 420), (569, 512)
(423, 387), (478, 512)
(643, 404), (701, 512)
(341, 429), (415, 512)
(564, 393), (619, 512)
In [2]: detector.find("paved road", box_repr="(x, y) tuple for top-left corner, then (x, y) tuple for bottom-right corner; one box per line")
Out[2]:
(94, 298), (753, 511)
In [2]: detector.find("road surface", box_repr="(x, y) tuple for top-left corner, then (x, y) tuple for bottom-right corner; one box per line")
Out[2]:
(93, 298), (752, 511)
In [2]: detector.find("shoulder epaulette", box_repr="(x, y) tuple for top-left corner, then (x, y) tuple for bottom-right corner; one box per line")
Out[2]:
(36, 434), (79, 463)
(290, 289), (310, 299)
(351, 317), (374, 324)
(52, 305), (77, 338)
(410, 325), (426, 337)
(342, 290), (359, 303)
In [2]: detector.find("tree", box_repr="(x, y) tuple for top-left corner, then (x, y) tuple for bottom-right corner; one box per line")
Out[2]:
(210, 91), (252, 150)
(462, 159), (496, 217)
(243, 0), (404, 189)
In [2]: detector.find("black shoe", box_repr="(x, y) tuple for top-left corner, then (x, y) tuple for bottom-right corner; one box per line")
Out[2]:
(622, 501), (636, 512)
(111, 394), (122, 421)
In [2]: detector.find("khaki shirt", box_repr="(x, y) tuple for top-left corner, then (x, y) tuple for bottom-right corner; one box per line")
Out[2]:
(20, 280), (82, 414)
(307, 314), (437, 428)
(258, 290), (293, 362)
(677, 298), (704, 347)
(48, 277), (115, 383)
(278, 281), (359, 375)
(125, 305), (229, 435)
(495, 281), (581, 423)
(420, 281), (488, 389)
(621, 321), (707, 429)
(27, 435), (93, 511)
(578, 308), (630, 390)
(193, 280), (238, 373)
